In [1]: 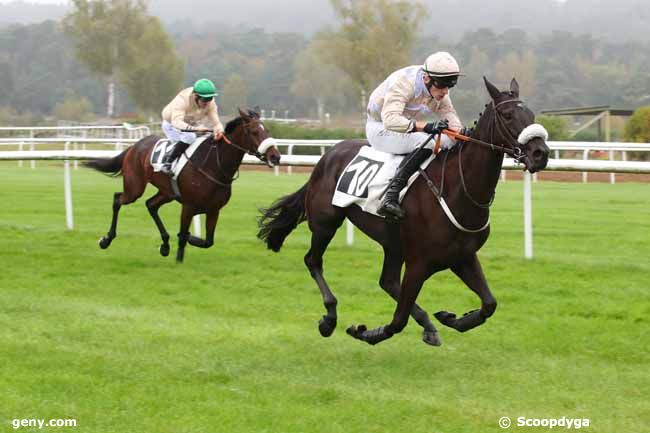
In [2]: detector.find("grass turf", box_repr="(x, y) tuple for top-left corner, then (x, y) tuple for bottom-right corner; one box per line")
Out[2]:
(0, 162), (648, 433)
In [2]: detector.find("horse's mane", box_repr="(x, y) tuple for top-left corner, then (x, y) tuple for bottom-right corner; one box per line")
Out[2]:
(224, 109), (260, 134)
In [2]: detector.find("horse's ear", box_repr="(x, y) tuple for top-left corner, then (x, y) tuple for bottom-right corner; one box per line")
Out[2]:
(253, 105), (261, 118)
(483, 76), (501, 101)
(238, 107), (249, 119)
(510, 78), (520, 98)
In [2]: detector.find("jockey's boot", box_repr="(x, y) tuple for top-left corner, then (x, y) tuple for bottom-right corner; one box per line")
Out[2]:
(160, 140), (190, 175)
(377, 146), (433, 221)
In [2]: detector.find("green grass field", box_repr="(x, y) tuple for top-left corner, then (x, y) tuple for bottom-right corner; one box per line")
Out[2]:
(1, 162), (648, 433)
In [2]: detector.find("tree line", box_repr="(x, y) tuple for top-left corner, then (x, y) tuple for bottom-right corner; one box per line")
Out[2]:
(0, 0), (649, 141)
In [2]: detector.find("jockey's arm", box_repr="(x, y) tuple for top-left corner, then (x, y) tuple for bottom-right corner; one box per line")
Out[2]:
(208, 101), (225, 135)
(432, 95), (462, 132)
(166, 90), (192, 130)
(170, 110), (191, 131)
(411, 96), (463, 135)
(381, 81), (417, 133)
(413, 120), (459, 132)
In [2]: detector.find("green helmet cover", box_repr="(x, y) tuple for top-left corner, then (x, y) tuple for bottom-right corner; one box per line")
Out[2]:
(193, 78), (218, 98)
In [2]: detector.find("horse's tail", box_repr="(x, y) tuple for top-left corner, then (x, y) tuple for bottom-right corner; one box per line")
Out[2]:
(83, 148), (129, 176)
(257, 183), (308, 252)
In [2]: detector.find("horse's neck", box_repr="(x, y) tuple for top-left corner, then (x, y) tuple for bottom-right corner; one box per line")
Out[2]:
(459, 112), (504, 201)
(207, 139), (245, 178)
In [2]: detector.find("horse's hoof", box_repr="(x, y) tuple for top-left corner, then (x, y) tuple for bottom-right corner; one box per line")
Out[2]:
(345, 324), (367, 338)
(318, 316), (337, 337)
(98, 237), (111, 249)
(159, 244), (170, 257)
(422, 330), (442, 346)
(434, 311), (457, 326)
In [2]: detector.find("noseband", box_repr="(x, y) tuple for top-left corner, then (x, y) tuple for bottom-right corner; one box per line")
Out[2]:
(192, 124), (261, 186)
(227, 120), (266, 159)
(491, 98), (526, 163)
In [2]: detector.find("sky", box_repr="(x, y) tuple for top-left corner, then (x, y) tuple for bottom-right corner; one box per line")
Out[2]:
(0, 0), (67, 3)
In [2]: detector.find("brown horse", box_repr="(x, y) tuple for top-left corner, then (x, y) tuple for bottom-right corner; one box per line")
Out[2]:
(86, 108), (281, 263)
(258, 77), (549, 346)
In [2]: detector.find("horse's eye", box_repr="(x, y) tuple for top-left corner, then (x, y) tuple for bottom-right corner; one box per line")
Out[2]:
(503, 112), (513, 120)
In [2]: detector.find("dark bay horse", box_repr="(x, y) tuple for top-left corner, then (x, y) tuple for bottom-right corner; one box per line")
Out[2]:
(86, 108), (281, 263)
(258, 77), (549, 346)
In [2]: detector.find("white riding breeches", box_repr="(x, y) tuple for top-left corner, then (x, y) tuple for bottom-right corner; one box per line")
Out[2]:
(365, 120), (455, 154)
(162, 120), (197, 144)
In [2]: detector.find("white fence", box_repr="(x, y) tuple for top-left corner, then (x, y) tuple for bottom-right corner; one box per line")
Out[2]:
(0, 124), (150, 139)
(3, 136), (649, 184)
(2, 145), (650, 260)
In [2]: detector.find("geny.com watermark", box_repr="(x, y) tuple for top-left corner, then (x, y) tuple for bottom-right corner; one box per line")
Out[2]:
(499, 416), (590, 429)
(11, 419), (77, 430)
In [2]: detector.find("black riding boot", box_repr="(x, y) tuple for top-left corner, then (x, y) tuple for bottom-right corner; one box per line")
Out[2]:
(377, 146), (433, 221)
(160, 141), (190, 175)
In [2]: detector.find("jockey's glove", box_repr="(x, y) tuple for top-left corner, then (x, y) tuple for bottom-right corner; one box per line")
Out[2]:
(460, 126), (474, 137)
(423, 119), (449, 135)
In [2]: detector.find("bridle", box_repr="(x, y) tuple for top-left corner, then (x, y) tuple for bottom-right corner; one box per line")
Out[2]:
(445, 98), (530, 208)
(419, 97), (536, 231)
(444, 98), (528, 163)
(491, 98), (528, 163)
(228, 118), (267, 160)
(192, 118), (270, 186)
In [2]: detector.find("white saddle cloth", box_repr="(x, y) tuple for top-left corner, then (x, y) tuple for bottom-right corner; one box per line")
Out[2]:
(332, 145), (435, 216)
(150, 135), (210, 180)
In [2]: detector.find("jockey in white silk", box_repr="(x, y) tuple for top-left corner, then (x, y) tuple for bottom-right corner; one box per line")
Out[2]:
(369, 51), (466, 221)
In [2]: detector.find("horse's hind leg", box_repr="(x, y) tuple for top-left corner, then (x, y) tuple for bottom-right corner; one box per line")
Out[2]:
(146, 192), (174, 257)
(305, 217), (344, 337)
(435, 253), (497, 332)
(98, 157), (146, 250)
(379, 246), (441, 346)
(99, 192), (123, 249)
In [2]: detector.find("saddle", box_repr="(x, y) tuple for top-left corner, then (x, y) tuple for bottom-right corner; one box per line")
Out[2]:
(331, 145), (435, 216)
(150, 135), (210, 180)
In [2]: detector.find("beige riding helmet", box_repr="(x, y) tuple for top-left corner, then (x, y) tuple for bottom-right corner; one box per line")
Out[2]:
(423, 52), (465, 77)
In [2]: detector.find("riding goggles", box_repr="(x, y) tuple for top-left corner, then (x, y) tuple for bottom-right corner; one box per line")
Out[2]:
(198, 96), (214, 103)
(429, 75), (458, 89)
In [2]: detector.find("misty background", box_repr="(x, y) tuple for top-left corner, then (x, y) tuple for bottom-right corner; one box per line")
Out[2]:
(2, 0), (649, 42)
(1, 0), (649, 141)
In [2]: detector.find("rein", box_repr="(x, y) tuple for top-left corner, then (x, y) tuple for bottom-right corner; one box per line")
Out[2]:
(457, 141), (495, 209)
(418, 98), (528, 232)
(442, 99), (525, 161)
(195, 141), (239, 187)
(418, 149), (491, 233)
(189, 122), (265, 186)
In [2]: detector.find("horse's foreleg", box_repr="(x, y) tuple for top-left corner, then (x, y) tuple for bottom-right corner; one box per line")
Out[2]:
(348, 261), (429, 345)
(187, 211), (219, 248)
(379, 247), (441, 346)
(305, 224), (341, 338)
(146, 193), (174, 257)
(176, 205), (194, 263)
(99, 192), (123, 249)
(435, 253), (497, 332)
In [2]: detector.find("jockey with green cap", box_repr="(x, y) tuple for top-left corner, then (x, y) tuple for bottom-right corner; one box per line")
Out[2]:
(160, 78), (225, 175)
